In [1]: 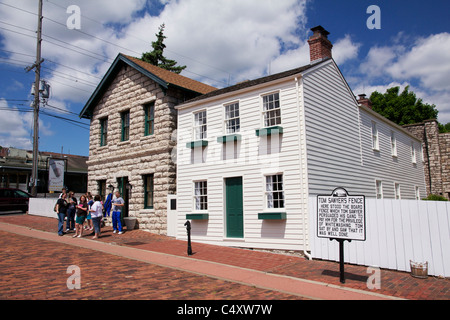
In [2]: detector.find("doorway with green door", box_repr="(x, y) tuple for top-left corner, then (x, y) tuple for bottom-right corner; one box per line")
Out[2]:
(225, 176), (244, 238)
(116, 177), (129, 221)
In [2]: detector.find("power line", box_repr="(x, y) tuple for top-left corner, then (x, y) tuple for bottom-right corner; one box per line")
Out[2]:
(46, 0), (231, 76)
(1, 1), (231, 87)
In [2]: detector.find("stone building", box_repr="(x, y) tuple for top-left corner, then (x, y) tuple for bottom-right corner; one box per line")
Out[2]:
(79, 53), (216, 234)
(404, 119), (450, 199)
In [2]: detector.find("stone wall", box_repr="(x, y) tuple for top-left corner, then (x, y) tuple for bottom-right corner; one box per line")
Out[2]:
(404, 119), (450, 198)
(87, 64), (185, 234)
(439, 132), (450, 197)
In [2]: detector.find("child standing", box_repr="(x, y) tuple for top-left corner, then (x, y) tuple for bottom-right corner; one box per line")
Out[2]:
(112, 191), (125, 234)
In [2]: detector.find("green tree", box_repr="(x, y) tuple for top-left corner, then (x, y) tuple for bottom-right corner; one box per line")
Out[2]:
(369, 86), (438, 126)
(141, 24), (186, 74)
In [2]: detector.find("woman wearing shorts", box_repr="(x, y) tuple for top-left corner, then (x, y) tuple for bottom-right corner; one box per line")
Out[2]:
(73, 195), (88, 238)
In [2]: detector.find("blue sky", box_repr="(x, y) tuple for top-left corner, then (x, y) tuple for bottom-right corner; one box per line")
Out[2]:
(0, 0), (449, 157)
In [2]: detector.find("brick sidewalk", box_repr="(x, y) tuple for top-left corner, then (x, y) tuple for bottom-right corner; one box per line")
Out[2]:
(1, 214), (449, 300)
(0, 230), (304, 300)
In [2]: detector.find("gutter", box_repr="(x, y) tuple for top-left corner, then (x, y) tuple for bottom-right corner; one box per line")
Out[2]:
(295, 76), (312, 261)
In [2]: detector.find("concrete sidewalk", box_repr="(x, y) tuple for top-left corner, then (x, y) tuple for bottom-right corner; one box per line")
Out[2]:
(1, 214), (449, 300)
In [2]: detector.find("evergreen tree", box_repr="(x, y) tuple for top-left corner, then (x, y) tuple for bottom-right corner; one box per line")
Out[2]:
(141, 24), (186, 74)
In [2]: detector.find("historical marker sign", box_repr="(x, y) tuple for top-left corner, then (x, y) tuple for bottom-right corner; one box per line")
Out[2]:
(317, 187), (366, 241)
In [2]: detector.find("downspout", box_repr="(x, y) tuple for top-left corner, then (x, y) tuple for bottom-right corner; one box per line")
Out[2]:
(295, 76), (312, 260)
(423, 125), (433, 195)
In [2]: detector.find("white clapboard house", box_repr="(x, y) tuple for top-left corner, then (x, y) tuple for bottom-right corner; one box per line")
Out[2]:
(175, 26), (427, 252)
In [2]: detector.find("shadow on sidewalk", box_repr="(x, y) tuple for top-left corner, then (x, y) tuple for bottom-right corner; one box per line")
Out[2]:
(321, 269), (368, 283)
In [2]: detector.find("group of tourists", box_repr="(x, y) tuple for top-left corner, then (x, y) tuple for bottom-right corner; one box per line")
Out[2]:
(55, 186), (125, 239)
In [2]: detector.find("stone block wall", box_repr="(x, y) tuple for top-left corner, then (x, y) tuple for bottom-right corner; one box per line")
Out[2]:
(86, 64), (187, 234)
(404, 119), (450, 198)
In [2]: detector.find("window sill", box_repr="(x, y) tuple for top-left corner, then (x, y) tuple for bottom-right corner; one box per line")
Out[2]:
(186, 213), (209, 220)
(217, 134), (241, 143)
(186, 140), (208, 149)
(118, 140), (130, 146)
(258, 212), (287, 220)
(256, 126), (283, 137)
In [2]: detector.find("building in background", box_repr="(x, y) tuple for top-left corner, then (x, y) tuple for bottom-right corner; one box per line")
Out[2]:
(0, 146), (87, 194)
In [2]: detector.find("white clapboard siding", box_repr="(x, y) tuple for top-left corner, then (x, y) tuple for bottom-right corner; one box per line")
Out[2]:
(309, 197), (450, 277)
(302, 61), (427, 199)
(176, 79), (310, 251)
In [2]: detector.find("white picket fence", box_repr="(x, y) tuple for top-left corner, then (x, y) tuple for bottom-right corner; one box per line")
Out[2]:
(309, 197), (450, 278)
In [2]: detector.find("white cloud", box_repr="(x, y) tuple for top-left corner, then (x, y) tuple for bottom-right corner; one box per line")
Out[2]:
(0, 99), (32, 149)
(0, 99), (54, 149)
(0, 0), (311, 97)
(387, 33), (450, 91)
(333, 34), (361, 65)
(355, 32), (450, 124)
(359, 46), (400, 77)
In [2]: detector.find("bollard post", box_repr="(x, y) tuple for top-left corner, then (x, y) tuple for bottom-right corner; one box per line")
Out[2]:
(184, 220), (193, 256)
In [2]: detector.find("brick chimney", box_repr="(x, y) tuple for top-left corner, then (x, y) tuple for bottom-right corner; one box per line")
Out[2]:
(357, 94), (372, 109)
(308, 25), (333, 63)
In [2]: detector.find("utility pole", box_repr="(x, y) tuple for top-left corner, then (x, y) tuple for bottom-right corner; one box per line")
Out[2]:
(30, 0), (43, 196)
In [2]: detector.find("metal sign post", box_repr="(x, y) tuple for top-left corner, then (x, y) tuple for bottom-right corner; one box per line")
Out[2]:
(317, 187), (366, 284)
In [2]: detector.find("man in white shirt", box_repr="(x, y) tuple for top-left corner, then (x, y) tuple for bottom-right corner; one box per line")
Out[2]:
(112, 191), (125, 234)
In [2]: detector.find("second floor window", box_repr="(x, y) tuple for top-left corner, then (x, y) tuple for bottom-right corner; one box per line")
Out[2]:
(225, 102), (240, 134)
(100, 118), (108, 146)
(194, 110), (207, 140)
(121, 110), (130, 141)
(262, 92), (281, 127)
(391, 131), (397, 156)
(144, 102), (155, 136)
(372, 121), (379, 150)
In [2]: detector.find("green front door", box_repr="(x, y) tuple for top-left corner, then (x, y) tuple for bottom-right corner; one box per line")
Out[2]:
(117, 177), (129, 219)
(225, 177), (244, 238)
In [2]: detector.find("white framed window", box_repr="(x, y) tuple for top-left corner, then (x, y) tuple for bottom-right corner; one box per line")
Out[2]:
(265, 174), (285, 209)
(372, 121), (379, 150)
(376, 180), (383, 199)
(262, 92), (281, 127)
(391, 130), (397, 157)
(394, 183), (401, 200)
(411, 141), (417, 164)
(194, 181), (208, 211)
(420, 143), (424, 162)
(415, 186), (420, 200)
(224, 102), (240, 134)
(194, 110), (207, 140)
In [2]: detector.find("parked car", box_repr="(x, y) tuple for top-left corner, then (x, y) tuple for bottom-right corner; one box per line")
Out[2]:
(0, 188), (32, 212)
